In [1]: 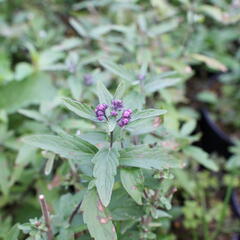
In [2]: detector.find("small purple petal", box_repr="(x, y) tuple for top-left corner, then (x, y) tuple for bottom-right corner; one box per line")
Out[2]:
(123, 111), (131, 118)
(97, 116), (104, 121)
(122, 118), (129, 125)
(97, 104), (105, 111)
(83, 74), (93, 86)
(118, 121), (124, 127)
(96, 111), (104, 116)
(137, 74), (145, 81)
(111, 111), (118, 117)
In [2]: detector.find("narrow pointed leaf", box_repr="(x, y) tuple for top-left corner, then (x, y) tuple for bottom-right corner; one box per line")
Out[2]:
(145, 78), (181, 94)
(114, 81), (127, 100)
(130, 109), (167, 123)
(99, 59), (135, 82)
(184, 146), (219, 171)
(97, 81), (113, 105)
(62, 97), (96, 121)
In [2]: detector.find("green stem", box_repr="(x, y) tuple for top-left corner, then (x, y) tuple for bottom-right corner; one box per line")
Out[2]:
(110, 131), (113, 148)
(194, 173), (209, 240)
(211, 176), (234, 240)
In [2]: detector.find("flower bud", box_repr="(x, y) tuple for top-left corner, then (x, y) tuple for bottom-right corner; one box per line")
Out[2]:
(111, 111), (118, 117)
(111, 99), (123, 110)
(137, 74), (145, 81)
(83, 74), (93, 86)
(97, 116), (104, 121)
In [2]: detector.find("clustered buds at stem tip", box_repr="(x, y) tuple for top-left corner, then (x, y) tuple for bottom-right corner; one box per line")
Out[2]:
(111, 99), (123, 111)
(95, 100), (132, 127)
(118, 109), (132, 128)
(95, 104), (108, 121)
(110, 110), (118, 117)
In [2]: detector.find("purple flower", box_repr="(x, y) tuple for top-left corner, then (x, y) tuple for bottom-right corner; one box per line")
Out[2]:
(95, 104), (108, 121)
(111, 100), (123, 111)
(118, 109), (132, 127)
(110, 111), (118, 117)
(137, 74), (145, 81)
(97, 116), (104, 121)
(83, 74), (93, 86)
(122, 109), (132, 118)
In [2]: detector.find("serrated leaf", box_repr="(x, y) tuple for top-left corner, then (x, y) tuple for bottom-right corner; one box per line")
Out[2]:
(130, 109), (167, 123)
(92, 147), (119, 206)
(97, 81), (113, 105)
(120, 145), (181, 170)
(23, 134), (97, 161)
(99, 59), (135, 82)
(109, 189), (144, 221)
(80, 190), (117, 240)
(62, 97), (96, 121)
(184, 146), (219, 171)
(114, 81), (127, 100)
(120, 168), (143, 205)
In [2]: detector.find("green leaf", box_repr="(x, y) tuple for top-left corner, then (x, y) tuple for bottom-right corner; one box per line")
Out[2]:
(99, 59), (135, 82)
(80, 190), (117, 240)
(5, 224), (20, 240)
(14, 62), (33, 81)
(145, 77), (181, 94)
(44, 152), (56, 175)
(173, 169), (195, 197)
(180, 120), (196, 136)
(68, 76), (82, 100)
(184, 146), (219, 171)
(120, 145), (181, 170)
(69, 18), (88, 37)
(114, 81), (127, 100)
(0, 73), (56, 113)
(151, 209), (172, 219)
(0, 153), (10, 196)
(18, 109), (45, 122)
(23, 134), (98, 161)
(109, 189), (144, 221)
(97, 81), (113, 105)
(148, 18), (179, 37)
(92, 147), (119, 206)
(130, 109), (167, 123)
(191, 54), (227, 72)
(62, 97), (96, 121)
(120, 168), (143, 205)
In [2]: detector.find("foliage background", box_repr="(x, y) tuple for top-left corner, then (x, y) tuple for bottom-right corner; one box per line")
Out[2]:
(0, 0), (240, 239)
